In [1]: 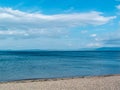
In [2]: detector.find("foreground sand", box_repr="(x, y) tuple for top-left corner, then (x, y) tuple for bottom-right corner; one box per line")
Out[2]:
(0, 75), (120, 90)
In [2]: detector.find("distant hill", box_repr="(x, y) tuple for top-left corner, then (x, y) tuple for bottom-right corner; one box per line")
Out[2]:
(96, 47), (120, 51)
(1, 47), (120, 51)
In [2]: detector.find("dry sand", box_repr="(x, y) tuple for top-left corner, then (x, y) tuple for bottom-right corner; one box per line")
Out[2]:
(0, 75), (120, 90)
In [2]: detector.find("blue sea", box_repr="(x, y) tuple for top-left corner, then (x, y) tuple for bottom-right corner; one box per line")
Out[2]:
(0, 51), (120, 82)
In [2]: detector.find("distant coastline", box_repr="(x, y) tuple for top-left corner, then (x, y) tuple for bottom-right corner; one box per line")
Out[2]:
(0, 47), (120, 51)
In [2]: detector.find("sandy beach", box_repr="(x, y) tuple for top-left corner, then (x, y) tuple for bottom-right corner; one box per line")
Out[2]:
(0, 75), (120, 90)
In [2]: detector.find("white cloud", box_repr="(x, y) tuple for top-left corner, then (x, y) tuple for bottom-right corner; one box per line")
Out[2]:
(95, 38), (101, 41)
(90, 34), (97, 37)
(116, 5), (120, 10)
(0, 7), (116, 39)
(87, 43), (102, 47)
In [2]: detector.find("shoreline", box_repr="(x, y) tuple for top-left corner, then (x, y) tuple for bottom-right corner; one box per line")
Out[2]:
(1, 74), (120, 90)
(1, 74), (120, 84)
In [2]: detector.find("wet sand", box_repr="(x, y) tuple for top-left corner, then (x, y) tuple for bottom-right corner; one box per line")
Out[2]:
(0, 75), (120, 90)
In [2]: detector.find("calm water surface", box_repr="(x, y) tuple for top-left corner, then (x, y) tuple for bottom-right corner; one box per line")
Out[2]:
(0, 51), (120, 82)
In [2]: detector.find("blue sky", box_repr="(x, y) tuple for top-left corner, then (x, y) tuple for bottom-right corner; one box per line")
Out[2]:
(0, 0), (120, 50)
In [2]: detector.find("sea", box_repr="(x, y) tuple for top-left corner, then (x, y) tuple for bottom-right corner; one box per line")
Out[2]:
(0, 51), (120, 82)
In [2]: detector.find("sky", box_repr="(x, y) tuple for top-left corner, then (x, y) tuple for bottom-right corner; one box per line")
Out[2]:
(0, 0), (120, 50)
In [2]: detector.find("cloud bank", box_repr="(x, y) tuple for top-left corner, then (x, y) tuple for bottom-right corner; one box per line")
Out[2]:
(116, 5), (120, 10)
(0, 7), (116, 39)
